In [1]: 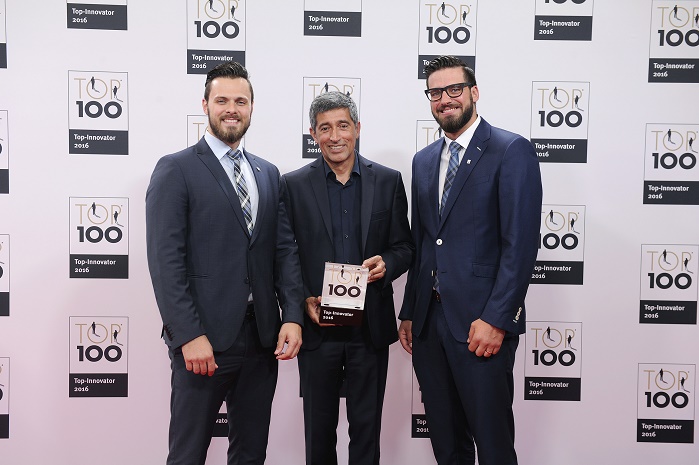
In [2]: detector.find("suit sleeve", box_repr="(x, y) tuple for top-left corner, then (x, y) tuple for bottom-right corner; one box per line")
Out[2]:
(399, 158), (423, 321)
(146, 155), (205, 349)
(274, 174), (305, 326)
(481, 136), (542, 332)
(380, 171), (415, 287)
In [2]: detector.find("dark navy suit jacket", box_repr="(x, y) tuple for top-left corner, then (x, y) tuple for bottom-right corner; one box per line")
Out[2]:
(400, 118), (542, 340)
(146, 137), (304, 351)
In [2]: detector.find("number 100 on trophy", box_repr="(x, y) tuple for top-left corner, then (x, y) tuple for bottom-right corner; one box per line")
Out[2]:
(320, 262), (369, 326)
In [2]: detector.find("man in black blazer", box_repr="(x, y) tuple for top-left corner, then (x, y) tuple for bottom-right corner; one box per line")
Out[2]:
(281, 92), (414, 465)
(146, 62), (304, 465)
(399, 56), (542, 465)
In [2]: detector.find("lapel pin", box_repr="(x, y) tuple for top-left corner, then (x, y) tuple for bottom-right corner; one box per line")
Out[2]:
(256, 166), (261, 171)
(466, 159), (471, 164)
(476, 146), (482, 151)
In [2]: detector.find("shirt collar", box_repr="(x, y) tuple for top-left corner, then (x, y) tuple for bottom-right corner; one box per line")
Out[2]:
(322, 152), (361, 179)
(204, 129), (245, 163)
(444, 115), (482, 152)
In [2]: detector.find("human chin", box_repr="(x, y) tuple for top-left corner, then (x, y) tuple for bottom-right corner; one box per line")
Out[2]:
(210, 117), (248, 145)
(436, 105), (472, 135)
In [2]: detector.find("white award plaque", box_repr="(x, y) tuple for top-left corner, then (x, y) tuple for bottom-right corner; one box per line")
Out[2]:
(320, 262), (368, 326)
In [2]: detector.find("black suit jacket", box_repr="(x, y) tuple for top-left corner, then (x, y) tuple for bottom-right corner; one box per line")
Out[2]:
(281, 154), (414, 350)
(146, 137), (304, 351)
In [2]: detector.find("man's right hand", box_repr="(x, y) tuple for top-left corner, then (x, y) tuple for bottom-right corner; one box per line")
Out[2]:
(181, 335), (217, 376)
(398, 320), (413, 355)
(305, 296), (336, 327)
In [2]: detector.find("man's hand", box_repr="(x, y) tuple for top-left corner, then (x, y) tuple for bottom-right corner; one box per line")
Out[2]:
(181, 335), (217, 376)
(398, 320), (413, 355)
(275, 322), (302, 360)
(467, 319), (505, 357)
(305, 295), (336, 327)
(362, 255), (386, 283)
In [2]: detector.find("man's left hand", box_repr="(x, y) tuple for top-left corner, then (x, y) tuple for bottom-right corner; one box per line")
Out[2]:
(467, 319), (505, 357)
(275, 322), (302, 360)
(362, 255), (386, 283)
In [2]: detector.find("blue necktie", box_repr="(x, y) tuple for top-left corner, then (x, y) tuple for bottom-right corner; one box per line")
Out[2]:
(440, 141), (461, 216)
(227, 149), (254, 235)
(435, 141), (461, 293)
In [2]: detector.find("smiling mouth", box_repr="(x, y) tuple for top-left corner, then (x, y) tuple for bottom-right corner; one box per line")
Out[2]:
(439, 105), (460, 115)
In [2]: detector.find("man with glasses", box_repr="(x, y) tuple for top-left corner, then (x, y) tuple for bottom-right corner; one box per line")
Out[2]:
(398, 56), (542, 465)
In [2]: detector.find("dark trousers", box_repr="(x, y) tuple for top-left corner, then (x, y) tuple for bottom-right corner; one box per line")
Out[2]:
(167, 316), (278, 465)
(413, 299), (519, 465)
(298, 327), (389, 465)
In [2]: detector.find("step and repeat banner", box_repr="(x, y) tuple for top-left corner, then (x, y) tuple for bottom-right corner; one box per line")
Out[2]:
(0, 1), (697, 464)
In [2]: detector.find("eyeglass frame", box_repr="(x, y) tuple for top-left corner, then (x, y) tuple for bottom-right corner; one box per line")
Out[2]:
(424, 82), (475, 101)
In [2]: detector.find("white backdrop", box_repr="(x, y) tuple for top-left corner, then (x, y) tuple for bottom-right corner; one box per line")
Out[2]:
(1, 1), (698, 464)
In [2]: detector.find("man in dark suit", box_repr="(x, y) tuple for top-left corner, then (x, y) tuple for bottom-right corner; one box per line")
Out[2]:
(281, 91), (414, 465)
(399, 56), (543, 465)
(146, 62), (304, 465)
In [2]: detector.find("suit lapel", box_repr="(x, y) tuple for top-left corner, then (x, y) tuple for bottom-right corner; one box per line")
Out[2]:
(426, 142), (442, 230)
(308, 157), (334, 243)
(244, 149), (266, 245)
(439, 120), (491, 227)
(359, 155), (375, 257)
(195, 138), (250, 237)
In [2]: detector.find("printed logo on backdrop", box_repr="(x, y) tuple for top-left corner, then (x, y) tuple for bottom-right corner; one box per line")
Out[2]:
(187, 114), (246, 148)
(304, 0), (361, 37)
(411, 368), (429, 438)
(417, 1), (478, 79)
(532, 205), (585, 285)
(644, 124), (699, 205)
(302, 77), (361, 158)
(416, 120), (443, 152)
(187, 0), (246, 74)
(640, 244), (698, 324)
(69, 317), (128, 397)
(638, 364), (695, 443)
(534, 0), (593, 41)
(0, 358), (9, 438)
(69, 197), (129, 279)
(0, 110), (8, 193)
(187, 115), (208, 146)
(67, 0), (127, 30)
(68, 71), (129, 155)
(649, 1), (699, 83)
(213, 404), (228, 437)
(525, 322), (582, 401)
(531, 81), (590, 163)
(0, 235), (9, 317)
(1, 0), (7, 68)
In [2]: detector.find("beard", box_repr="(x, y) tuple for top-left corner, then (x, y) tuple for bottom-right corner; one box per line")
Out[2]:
(434, 102), (474, 135)
(208, 113), (250, 145)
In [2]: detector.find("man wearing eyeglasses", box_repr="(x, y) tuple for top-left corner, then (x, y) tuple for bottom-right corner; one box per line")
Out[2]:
(398, 56), (542, 465)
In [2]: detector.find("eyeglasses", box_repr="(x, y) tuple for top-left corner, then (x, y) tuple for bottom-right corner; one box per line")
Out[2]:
(424, 82), (473, 101)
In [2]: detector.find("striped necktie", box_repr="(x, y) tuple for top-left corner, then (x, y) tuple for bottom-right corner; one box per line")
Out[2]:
(227, 149), (254, 235)
(440, 141), (461, 216)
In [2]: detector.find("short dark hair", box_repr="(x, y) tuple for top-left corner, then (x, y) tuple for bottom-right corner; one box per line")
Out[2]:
(424, 56), (476, 88)
(204, 61), (254, 102)
(309, 91), (359, 132)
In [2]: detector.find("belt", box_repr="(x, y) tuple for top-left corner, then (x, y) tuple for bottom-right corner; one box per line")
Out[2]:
(432, 289), (441, 303)
(245, 302), (255, 319)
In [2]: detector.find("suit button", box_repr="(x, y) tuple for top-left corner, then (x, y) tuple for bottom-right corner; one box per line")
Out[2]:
(436, 239), (443, 245)
(244, 277), (250, 284)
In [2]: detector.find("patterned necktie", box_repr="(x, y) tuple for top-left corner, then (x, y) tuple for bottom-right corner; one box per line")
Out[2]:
(435, 141), (462, 293)
(227, 149), (254, 235)
(440, 141), (461, 216)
